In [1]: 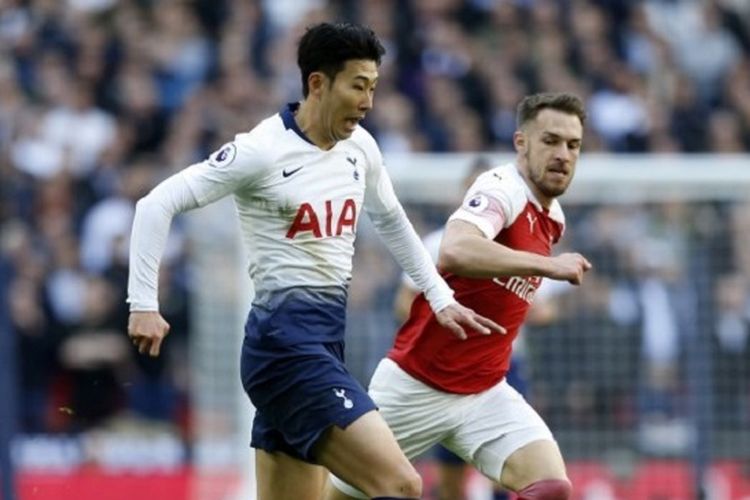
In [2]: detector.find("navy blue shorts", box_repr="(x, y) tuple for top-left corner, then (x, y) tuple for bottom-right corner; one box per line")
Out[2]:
(240, 288), (377, 463)
(434, 444), (465, 465)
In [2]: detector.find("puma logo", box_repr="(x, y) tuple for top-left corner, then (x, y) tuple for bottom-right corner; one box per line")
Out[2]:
(526, 212), (537, 233)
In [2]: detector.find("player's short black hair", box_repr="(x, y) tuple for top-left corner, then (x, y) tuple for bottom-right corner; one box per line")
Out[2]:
(516, 92), (587, 128)
(297, 22), (385, 98)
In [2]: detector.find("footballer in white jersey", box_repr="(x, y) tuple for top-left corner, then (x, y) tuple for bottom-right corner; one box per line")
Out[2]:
(128, 99), (457, 453)
(126, 22), (501, 500)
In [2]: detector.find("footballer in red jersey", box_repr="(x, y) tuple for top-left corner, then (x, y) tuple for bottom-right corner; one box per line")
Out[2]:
(330, 92), (591, 500)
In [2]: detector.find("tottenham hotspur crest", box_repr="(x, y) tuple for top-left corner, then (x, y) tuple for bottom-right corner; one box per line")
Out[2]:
(333, 388), (354, 409)
(347, 156), (359, 181)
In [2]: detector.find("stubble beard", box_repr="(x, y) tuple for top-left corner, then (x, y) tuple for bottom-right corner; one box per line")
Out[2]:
(526, 150), (569, 199)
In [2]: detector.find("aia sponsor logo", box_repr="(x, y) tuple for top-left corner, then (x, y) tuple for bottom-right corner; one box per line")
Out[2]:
(286, 199), (357, 239)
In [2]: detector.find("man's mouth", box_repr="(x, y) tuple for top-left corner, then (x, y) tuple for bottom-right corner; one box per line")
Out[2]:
(547, 165), (568, 178)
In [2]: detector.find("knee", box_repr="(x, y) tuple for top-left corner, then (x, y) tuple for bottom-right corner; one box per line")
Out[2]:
(396, 469), (422, 498)
(516, 478), (572, 500)
(362, 467), (422, 498)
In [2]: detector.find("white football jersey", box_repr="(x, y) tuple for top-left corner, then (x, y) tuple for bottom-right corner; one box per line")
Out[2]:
(182, 104), (397, 297)
(128, 103), (454, 312)
(448, 163), (565, 238)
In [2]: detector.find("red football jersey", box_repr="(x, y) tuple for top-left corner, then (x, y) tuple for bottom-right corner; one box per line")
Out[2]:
(388, 164), (565, 394)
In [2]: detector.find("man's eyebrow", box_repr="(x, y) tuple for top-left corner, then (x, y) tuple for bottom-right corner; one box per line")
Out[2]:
(542, 131), (581, 142)
(353, 75), (378, 84)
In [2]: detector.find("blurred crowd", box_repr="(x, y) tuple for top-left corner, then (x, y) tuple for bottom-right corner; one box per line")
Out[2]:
(1, 0), (749, 450)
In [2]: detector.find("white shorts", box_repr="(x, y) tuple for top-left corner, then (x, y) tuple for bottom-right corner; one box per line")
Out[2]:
(331, 357), (555, 498)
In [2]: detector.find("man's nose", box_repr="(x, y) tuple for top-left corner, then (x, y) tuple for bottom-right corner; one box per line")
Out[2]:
(360, 92), (373, 111)
(555, 143), (571, 161)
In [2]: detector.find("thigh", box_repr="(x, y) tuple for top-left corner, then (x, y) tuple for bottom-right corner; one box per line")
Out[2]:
(500, 439), (567, 492)
(314, 409), (417, 496)
(448, 379), (555, 482)
(368, 358), (461, 459)
(256, 449), (327, 500)
(244, 340), (376, 462)
(327, 358), (464, 498)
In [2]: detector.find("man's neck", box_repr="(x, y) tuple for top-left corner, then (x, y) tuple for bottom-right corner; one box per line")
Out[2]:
(516, 161), (553, 209)
(295, 100), (335, 150)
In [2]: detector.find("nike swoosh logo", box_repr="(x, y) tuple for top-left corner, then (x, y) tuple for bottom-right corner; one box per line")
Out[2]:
(282, 165), (304, 178)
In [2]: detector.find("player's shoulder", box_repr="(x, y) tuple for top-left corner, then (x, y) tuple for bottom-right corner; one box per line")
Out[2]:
(346, 125), (381, 162)
(226, 112), (296, 168)
(236, 113), (285, 148)
(473, 164), (527, 202)
(349, 125), (378, 147)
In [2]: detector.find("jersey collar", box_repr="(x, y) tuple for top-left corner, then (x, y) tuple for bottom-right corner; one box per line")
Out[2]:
(280, 102), (315, 145)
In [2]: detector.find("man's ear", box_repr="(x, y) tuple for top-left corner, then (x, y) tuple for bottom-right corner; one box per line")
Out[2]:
(307, 72), (327, 98)
(513, 130), (526, 154)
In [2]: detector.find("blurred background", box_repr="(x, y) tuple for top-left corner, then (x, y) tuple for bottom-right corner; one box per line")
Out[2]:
(0, 0), (749, 499)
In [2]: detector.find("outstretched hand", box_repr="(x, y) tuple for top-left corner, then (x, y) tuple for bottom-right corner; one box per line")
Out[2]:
(435, 302), (506, 340)
(128, 311), (171, 357)
(549, 252), (592, 285)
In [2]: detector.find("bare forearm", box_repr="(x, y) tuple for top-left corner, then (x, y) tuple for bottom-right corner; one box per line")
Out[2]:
(438, 233), (553, 279)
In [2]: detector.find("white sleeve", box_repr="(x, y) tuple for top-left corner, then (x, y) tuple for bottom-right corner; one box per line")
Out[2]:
(128, 136), (269, 311)
(401, 229), (443, 290)
(364, 153), (455, 313)
(127, 172), (199, 311)
(182, 136), (270, 207)
(448, 169), (521, 239)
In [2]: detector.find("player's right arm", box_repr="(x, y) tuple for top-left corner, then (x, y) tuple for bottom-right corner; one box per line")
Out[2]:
(438, 169), (591, 285)
(127, 138), (267, 356)
(359, 135), (503, 339)
(439, 220), (591, 284)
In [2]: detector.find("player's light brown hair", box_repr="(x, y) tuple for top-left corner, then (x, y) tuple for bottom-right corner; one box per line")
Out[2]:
(516, 92), (587, 129)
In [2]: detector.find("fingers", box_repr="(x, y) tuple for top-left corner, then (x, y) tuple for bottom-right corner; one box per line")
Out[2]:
(128, 314), (170, 357)
(457, 314), (491, 335)
(475, 315), (506, 335)
(136, 336), (149, 355)
(149, 337), (162, 357)
(129, 333), (163, 357)
(439, 305), (506, 339)
(131, 335), (162, 357)
(148, 323), (169, 357)
(445, 320), (468, 340)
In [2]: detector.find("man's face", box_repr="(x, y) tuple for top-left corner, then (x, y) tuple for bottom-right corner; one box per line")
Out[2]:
(318, 59), (379, 142)
(516, 108), (583, 202)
